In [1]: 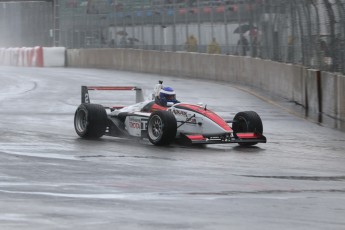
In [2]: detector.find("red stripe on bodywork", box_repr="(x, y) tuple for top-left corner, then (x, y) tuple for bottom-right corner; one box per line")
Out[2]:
(111, 106), (125, 109)
(236, 133), (261, 139)
(186, 135), (206, 141)
(176, 104), (231, 131)
(87, 86), (137, 91)
(151, 104), (168, 111)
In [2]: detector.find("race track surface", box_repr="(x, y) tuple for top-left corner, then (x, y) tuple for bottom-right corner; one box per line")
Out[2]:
(0, 66), (344, 230)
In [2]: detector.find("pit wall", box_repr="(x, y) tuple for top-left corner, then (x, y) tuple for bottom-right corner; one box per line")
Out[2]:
(0, 47), (66, 67)
(66, 48), (345, 129)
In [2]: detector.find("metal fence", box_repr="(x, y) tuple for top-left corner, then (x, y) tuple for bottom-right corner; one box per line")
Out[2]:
(57, 0), (345, 73)
(1, 0), (345, 74)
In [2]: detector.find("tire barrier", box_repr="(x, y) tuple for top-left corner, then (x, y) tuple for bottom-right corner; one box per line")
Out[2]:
(0, 47), (65, 67)
(66, 48), (345, 130)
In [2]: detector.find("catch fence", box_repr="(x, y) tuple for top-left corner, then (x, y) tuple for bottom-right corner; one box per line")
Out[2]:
(57, 0), (345, 73)
(1, 0), (345, 73)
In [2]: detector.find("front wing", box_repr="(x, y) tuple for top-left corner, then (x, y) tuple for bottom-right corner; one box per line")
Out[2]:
(179, 133), (267, 145)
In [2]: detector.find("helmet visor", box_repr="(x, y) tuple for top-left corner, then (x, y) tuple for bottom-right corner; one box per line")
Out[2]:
(166, 94), (176, 101)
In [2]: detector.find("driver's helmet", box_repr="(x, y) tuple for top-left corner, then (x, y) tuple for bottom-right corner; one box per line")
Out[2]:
(159, 86), (178, 106)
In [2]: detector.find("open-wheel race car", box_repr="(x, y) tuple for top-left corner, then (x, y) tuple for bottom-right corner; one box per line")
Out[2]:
(74, 81), (267, 146)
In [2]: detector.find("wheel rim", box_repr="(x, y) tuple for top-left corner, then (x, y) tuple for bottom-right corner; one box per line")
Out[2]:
(148, 115), (163, 141)
(75, 109), (87, 133)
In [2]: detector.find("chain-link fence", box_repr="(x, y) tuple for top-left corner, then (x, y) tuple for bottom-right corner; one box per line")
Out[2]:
(1, 0), (345, 74)
(57, 0), (345, 73)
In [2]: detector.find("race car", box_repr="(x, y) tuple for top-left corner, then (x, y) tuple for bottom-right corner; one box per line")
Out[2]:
(74, 81), (267, 146)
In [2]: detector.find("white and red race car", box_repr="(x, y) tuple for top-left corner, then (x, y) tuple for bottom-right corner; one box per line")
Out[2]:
(74, 82), (267, 146)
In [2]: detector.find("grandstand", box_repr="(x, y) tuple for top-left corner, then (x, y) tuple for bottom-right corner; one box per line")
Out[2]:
(75, 0), (243, 14)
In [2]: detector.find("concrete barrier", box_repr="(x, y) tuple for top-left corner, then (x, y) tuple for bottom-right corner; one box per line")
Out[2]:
(124, 49), (141, 72)
(246, 57), (259, 87)
(92, 49), (112, 68)
(228, 55), (241, 82)
(66, 49), (78, 67)
(65, 48), (345, 131)
(214, 54), (229, 82)
(95, 49), (112, 68)
(270, 61), (291, 100)
(305, 69), (320, 115)
(337, 75), (345, 130)
(43, 47), (65, 67)
(291, 65), (307, 107)
(199, 53), (215, 80)
(160, 51), (175, 76)
(173, 52), (183, 77)
(141, 50), (160, 74)
(321, 72), (338, 119)
(194, 52), (204, 79)
(179, 52), (193, 78)
(240, 57), (251, 85)
(113, 48), (124, 70)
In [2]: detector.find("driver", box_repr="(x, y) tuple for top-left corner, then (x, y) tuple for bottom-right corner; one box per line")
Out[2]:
(155, 86), (180, 107)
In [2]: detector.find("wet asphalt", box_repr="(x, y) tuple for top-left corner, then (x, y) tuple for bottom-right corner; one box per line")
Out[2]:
(0, 66), (344, 230)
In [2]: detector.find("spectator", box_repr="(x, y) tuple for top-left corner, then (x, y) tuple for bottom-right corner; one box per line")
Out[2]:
(319, 39), (329, 56)
(237, 34), (248, 56)
(119, 35), (127, 48)
(249, 28), (259, 57)
(110, 39), (115, 48)
(185, 35), (198, 52)
(317, 38), (331, 69)
(207, 37), (221, 54)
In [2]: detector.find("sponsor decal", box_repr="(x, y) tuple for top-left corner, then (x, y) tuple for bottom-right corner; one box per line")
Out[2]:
(141, 119), (148, 130)
(128, 117), (141, 129)
(172, 109), (187, 117)
(172, 109), (196, 125)
(128, 117), (148, 130)
(129, 121), (140, 129)
(173, 109), (197, 124)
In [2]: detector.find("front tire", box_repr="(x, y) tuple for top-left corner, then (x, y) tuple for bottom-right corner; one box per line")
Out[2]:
(232, 111), (263, 146)
(74, 103), (107, 138)
(147, 111), (177, 146)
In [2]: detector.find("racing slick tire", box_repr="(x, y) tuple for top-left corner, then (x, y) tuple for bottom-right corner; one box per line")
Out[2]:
(74, 103), (107, 139)
(232, 111), (263, 147)
(147, 110), (177, 146)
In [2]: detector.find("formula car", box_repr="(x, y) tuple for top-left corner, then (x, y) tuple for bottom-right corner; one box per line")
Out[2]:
(74, 81), (267, 146)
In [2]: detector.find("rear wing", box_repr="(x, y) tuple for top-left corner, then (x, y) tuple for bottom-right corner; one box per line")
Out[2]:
(81, 86), (144, 104)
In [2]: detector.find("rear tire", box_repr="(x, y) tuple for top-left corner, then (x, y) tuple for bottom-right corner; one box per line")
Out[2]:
(232, 111), (263, 146)
(147, 111), (177, 146)
(74, 103), (107, 138)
